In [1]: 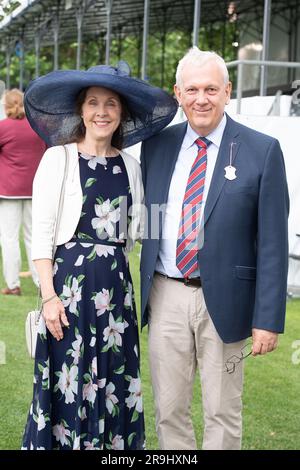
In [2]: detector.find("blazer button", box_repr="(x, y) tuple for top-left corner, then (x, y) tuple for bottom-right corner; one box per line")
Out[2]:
(147, 275), (152, 280)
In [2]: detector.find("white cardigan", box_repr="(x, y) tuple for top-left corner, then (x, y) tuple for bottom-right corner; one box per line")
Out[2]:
(32, 142), (144, 260)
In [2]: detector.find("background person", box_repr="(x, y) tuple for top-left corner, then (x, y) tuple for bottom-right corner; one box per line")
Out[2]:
(0, 89), (46, 295)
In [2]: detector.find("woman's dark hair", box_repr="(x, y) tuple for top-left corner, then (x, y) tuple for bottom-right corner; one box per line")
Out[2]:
(69, 87), (130, 149)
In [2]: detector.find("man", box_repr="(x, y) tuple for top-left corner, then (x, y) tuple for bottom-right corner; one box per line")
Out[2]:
(140, 47), (289, 450)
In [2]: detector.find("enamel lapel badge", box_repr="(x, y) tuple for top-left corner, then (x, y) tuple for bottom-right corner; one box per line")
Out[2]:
(224, 142), (237, 180)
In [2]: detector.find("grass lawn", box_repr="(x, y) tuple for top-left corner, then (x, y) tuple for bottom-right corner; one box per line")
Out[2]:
(0, 242), (299, 450)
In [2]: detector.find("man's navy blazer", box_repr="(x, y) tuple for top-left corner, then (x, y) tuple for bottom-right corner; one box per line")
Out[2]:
(140, 114), (289, 343)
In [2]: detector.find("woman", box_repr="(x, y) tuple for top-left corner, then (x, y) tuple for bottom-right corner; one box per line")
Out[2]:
(0, 89), (46, 295)
(21, 61), (177, 450)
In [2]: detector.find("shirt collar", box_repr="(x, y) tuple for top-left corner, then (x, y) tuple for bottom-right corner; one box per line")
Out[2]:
(182, 113), (227, 150)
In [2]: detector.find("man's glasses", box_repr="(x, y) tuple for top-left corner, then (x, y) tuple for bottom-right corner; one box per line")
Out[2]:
(225, 343), (252, 374)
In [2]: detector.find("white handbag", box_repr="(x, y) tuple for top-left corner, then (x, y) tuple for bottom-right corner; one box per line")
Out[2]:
(25, 309), (42, 359)
(25, 146), (70, 359)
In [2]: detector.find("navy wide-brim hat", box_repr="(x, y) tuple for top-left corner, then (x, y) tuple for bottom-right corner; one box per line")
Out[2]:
(24, 61), (178, 148)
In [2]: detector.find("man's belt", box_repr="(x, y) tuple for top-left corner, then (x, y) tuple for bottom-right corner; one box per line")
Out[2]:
(155, 271), (201, 287)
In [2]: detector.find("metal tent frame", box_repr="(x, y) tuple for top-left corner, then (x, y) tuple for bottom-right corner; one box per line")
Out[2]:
(0, 0), (299, 98)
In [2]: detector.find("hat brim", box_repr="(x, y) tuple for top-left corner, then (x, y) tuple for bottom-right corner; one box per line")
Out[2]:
(24, 69), (178, 148)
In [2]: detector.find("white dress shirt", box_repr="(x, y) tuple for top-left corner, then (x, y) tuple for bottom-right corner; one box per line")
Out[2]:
(155, 114), (227, 277)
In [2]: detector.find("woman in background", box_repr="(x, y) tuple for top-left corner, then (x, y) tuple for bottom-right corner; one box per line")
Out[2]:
(0, 89), (46, 295)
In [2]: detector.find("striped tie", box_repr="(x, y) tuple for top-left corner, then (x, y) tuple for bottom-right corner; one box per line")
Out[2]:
(176, 137), (211, 278)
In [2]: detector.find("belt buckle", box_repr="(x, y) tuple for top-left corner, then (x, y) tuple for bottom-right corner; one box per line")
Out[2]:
(184, 277), (191, 286)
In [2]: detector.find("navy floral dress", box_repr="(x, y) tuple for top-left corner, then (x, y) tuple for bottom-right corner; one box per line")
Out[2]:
(22, 152), (145, 450)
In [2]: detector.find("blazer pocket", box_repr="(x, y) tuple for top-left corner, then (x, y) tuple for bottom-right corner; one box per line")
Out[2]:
(235, 266), (256, 280)
(225, 185), (256, 194)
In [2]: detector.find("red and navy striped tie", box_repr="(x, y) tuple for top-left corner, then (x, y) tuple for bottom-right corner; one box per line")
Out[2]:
(176, 137), (211, 278)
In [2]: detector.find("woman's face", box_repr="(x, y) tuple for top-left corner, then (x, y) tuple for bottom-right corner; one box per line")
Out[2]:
(81, 86), (122, 143)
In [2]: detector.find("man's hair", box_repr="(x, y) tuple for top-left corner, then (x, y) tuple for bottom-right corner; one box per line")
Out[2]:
(175, 47), (229, 87)
(4, 88), (25, 119)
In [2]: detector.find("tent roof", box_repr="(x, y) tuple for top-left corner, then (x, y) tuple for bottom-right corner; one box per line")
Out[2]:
(0, 0), (298, 48)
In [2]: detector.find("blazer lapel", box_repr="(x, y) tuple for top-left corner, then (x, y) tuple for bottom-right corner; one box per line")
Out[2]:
(204, 115), (240, 225)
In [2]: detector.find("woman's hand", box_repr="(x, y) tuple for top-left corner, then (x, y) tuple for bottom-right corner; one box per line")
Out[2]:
(42, 296), (69, 341)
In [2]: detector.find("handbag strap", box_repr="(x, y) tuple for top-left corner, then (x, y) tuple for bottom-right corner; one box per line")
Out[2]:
(36, 145), (70, 309)
(52, 145), (70, 259)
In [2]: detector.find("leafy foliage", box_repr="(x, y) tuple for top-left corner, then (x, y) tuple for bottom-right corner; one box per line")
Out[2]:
(0, 0), (20, 22)
(0, 9), (238, 92)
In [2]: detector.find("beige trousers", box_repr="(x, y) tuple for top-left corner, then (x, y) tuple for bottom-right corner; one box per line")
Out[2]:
(148, 273), (246, 450)
(0, 199), (39, 288)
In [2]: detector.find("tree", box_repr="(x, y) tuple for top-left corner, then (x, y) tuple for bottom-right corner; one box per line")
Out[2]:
(0, 3), (238, 93)
(0, 0), (21, 22)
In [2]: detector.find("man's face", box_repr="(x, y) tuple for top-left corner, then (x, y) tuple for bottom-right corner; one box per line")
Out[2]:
(174, 60), (232, 136)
